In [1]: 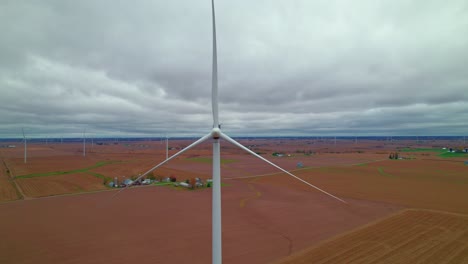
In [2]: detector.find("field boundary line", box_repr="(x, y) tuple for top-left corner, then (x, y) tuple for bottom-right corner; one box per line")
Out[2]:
(239, 178), (262, 208)
(410, 208), (468, 218)
(1, 158), (26, 200)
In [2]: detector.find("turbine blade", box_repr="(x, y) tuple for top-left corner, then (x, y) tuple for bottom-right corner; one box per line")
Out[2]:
(220, 132), (347, 204)
(111, 132), (212, 198)
(211, 0), (219, 128)
(22, 128), (25, 139)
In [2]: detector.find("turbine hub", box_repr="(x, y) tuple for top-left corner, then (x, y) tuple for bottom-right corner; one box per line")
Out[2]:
(211, 127), (221, 139)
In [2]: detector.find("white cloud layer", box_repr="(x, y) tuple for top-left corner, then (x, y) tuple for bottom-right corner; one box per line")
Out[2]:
(1, 0), (467, 137)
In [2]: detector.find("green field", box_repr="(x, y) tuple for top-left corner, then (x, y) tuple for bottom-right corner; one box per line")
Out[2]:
(401, 148), (468, 158)
(439, 152), (468, 158)
(400, 148), (444, 153)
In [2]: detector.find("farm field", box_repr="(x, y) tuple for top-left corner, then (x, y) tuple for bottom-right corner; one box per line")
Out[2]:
(277, 209), (468, 264)
(0, 139), (396, 199)
(252, 158), (468, 214)
(15, 172), (108, 197)
(0, 138), (467, 263)
(0, 157), (21, 202)
(0, 179), (401, 264)
(0, 177), (19, 202)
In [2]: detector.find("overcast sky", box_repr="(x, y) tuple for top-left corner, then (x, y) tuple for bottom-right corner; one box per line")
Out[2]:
(1, 0), (467, 138)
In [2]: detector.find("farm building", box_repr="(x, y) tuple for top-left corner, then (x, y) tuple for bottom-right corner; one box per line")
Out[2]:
(123, 179), (134, 186)
(179, 182), (190, 188)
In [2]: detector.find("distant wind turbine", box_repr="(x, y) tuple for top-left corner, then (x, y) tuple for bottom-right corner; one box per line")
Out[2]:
(22, 128), (27, 164)
(115, 1), (346, 263)
(83, 128), (86, 157)
(166, 134), (169, 160)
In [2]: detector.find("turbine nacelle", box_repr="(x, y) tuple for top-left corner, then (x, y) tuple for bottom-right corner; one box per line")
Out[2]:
(211, 127), (221, 139)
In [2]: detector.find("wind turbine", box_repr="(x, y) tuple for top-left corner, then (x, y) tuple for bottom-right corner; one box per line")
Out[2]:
(165, 134), (169, 160)
(83, 128), (86, 157)
(22, 128), (27, 164)
(116, 1), (346, 263)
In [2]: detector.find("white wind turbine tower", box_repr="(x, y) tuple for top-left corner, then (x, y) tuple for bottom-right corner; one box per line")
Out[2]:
(22, 128), (27, 164)
(117, 1), (346, 263)
(83, 128), (86, 157)
(166, 134), (169, 160)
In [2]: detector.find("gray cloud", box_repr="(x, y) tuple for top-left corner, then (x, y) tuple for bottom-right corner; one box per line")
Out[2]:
(1, 0), (467, 138)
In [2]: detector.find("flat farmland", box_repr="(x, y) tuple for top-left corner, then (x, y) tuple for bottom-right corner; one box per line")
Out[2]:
(1, 138), (467, 263)
(6, 153), (103, 177)
(0, 180), (401, 264)
(0, 159), (20, 202)
(16, 172), (108, 197)
(92, 160), (209, 181)
(0, 149), (21, 202)
(277, 209), (468, 264)
(0, 177), (19, 202)
(171, 151), (388, 178)
(251, 158), (468, 214)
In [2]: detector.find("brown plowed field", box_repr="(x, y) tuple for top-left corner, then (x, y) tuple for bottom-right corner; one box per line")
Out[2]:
(0, 167), (20, 202)
(16, 173), (108, 197)
(0, 178), (19, 202)
(252, 158), (468, 214)
(0, 139), (467, 263)
(0, 151), (21, 202)
(277, 209), (468, 264)
(6, 155), (103, 177)
(0, 181), (401, 264)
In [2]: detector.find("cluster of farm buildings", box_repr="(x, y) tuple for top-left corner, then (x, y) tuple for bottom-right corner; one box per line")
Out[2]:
(107, 176), (210, 189)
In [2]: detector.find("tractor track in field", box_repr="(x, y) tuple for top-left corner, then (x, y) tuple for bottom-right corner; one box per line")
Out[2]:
(238, 178), (294, 256)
